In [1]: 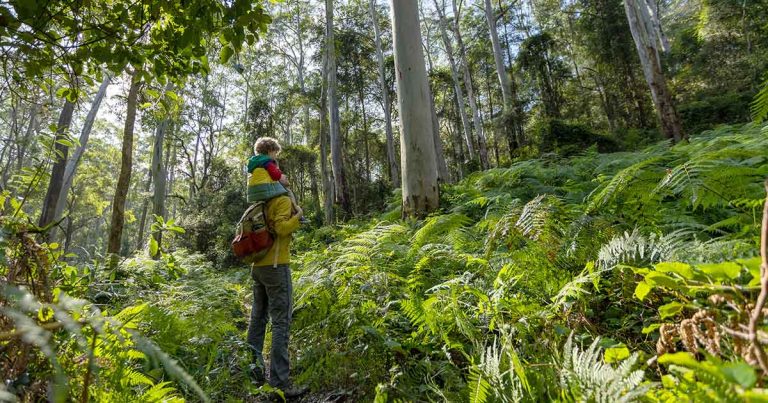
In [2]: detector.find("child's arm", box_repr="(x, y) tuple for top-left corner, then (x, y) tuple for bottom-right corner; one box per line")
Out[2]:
(264, 161), (283, 181)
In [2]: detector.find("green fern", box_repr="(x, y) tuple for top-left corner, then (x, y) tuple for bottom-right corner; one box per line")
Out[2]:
(752, 77), (768, 122)
(559, 334), (648, 403)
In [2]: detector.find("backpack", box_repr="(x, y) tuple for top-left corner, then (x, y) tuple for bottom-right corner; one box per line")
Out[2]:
(232, 202), (274, 263)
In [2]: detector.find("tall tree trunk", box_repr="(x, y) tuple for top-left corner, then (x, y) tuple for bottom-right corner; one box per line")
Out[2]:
(369, 0), (401, 188)
(500, 1), (525, 151)
(389, 0), (439, 218)
(326, 0), (351, 216)
(54, 74), (111, 223)
(296, 1), (310, 145)
(136, 168), (153, 252)
(150, 119), (170, 259)
(429, 91), (450, 183)
(320, 43), (336, 224)
(107, 73), (141, 260)
(433, 0), (475, 164)
(483, 0), (511, 107)
(358, 74), (371, 183)
(452, 0), (489, 169)
(38, 99), (76, 235)
(485, 63), (500, 166)
(624, 0), (684, 142)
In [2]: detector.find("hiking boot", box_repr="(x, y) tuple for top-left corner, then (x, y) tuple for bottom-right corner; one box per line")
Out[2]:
(249, 365), (266, 386)
(280, 384), (308, 399)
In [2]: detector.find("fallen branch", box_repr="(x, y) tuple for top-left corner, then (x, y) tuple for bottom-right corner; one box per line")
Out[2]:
(748, 179), (768, 374)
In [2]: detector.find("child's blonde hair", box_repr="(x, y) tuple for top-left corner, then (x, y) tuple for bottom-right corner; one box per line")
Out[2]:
(254, 137), (282, 155)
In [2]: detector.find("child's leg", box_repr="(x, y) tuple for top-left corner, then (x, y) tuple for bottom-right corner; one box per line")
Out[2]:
(285, 187), (300, 213)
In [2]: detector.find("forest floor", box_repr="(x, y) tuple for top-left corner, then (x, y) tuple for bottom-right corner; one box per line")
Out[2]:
(4, 123), (768, 402)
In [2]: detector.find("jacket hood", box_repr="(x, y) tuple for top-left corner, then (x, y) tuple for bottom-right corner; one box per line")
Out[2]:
(247, 155), (273, 173)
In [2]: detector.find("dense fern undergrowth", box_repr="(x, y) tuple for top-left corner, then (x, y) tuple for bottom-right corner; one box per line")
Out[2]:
(3, 123), (768, 401)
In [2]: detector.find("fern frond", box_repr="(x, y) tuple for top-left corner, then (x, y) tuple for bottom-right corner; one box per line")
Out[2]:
(468, 365), (492, 403)
(752, 78), (768, 122)
(559, 334), (648, 403)
(131, 333), (210, 403)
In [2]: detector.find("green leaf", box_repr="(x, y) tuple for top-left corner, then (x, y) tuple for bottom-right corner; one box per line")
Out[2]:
(659, 301), (684, 319)
(696, 262), (742, 280)
(658, 352), (698, 367)
(149, 238), (159, 257)
(165, 90), (179, 102)
(645, 272), (681, 289)
(720, 362), (757, 389)
(219, 45), (235, 64)
(604, 346), (630, 363)
(738, 257), (762, 284)
(655, 262), (694, 279)
(168, 226), (185, 234)
(635, 281), (652, 301)
(642, 323), (661, 334)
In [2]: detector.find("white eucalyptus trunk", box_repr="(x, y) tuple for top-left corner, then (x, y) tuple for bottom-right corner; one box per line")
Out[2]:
(624, 0), (683, 142)
(433, 0), (475, 162)
(54, 74), (111, 223)
(38, 99), (76, 233)
(452, 0), (489, 169)
(369, 0), (401, 188)
(326, 0), (350, 214)
(483, 0), (511, 107)
(150, 119), (169, 259)
(389, 0), (439, 217)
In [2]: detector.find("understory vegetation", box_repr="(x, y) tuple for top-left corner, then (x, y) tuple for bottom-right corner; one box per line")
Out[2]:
(4, 123), (767, 401)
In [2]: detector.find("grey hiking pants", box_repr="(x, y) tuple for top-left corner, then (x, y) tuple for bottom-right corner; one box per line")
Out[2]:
(246, 264), (292, 388)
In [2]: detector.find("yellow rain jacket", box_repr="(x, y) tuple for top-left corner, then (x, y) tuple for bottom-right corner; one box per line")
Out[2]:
(251, 195), (300, 267)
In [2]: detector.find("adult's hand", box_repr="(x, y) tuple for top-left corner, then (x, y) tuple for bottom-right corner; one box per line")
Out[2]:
(294, 206), (304, 218)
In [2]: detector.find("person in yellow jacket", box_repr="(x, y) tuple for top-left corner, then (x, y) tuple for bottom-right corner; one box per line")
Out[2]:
(245, 138), (307, 398)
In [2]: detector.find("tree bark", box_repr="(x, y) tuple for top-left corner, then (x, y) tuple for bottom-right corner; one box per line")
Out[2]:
(38, 99), (76, 235)
(624, 0), (684, 142)
(107, 73), (141, 259)
(150, 119), (170, 259)
(136, 168), (152, 252)
(433, 0), (475, 164)
(369, 0), (401, 188)
(326, 0), (351, 216)
(54, 74), (111, 224)
(389, 0), (439, 218)
(484, 0), (512, 107)
(451, 0), (489, 169)
(429, 87), (450, 183)
(320, 41), (336, 224)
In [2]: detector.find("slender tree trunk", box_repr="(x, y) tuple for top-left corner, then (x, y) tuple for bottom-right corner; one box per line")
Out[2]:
(107, 73), (141, 260)
(320, 44), (335, 224)
(451, 92), (465, 180)
(296, 2), (310, 145)
(136, 169), (152, 252)
(484, 0), (511, 107)
(624, 0), (684, 142)
(389, 0), (439, 218)
(485, 63), (500, 166)
(433, 0), (475, 164)
(326, 0), (351, 216)
(54, 74), (111, 223)
(452, 0), (489, 169)
(429, 91), (450, 183)
(500, 2), (525, 151)
(38, 99), (76, 235)
(369, 0), (401, 188)
(16, 103), (40, 173)
(358, 76), (371, 183)
(150, 119), (169, 259)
